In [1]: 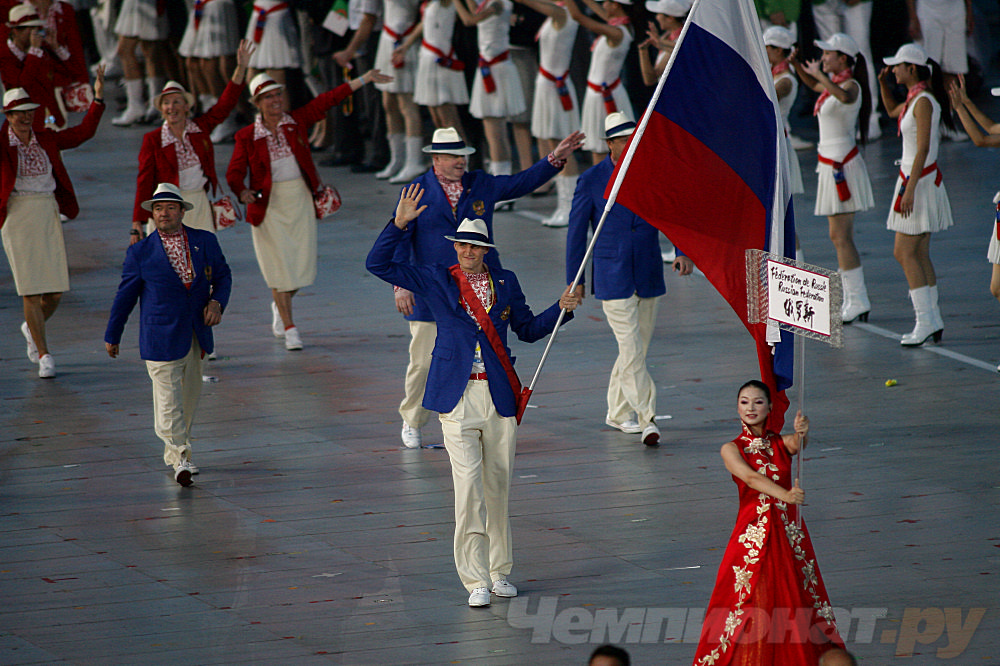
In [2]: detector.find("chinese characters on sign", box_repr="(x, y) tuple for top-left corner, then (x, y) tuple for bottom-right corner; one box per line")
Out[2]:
(766, 260), (832, 337)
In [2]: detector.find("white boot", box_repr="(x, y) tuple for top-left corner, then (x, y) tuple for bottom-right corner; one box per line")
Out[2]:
(542, 175), (576, 228)
(795, 247), (805, 264)
(376, 134), (405, 179)
(840, 266), (871, 323)
(199, 94), (216, 114)
(112, 79), (146, 126)
(389, 136), (427, 183)
(901, 286), (941, 346)
(928, 284), (944, 334)
(210, 115), (239, 144)
(491, 161), (514, 211)
(144, 76), (165, 122)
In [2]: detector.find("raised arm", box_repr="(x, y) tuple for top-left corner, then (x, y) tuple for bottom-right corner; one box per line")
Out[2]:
(948, 76), (1000, 146)
(877, 66), (904, 118)
(563, 0), (623, 44)
(514, 0), (568, 27)
(721, 441), (804, 505)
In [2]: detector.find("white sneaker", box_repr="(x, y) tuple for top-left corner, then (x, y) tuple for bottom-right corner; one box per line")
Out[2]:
(388, 162), (425, 184)
(641, 422), (660, 447)
(21, 322), (38, 363)
(174, 461), (195, 487)
(401, 422), (422, 448)
(605, 415), (642, 434)
(185, 460), (200, 474)
(284, 326), (303, 350)
(491, 578), (517, 597)
(38, 354), (55, 379)
(209, 115), (238, 144)
(468, 587), (491, 607)
(111, 106), (146, 127)
(271, 302), (285, 338)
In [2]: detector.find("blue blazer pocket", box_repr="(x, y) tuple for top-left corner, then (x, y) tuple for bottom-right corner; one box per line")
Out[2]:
(432, 343), (453, 360)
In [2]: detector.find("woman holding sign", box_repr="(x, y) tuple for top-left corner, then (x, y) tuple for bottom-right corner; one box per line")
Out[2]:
(692, 380), (844, 665)
(791, 33), (874, 325)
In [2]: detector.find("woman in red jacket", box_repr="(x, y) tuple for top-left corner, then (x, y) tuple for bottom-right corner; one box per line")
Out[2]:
(131, 39), (253, 244)
(227, 69), (391, 351)
(0, 69), (105, 379)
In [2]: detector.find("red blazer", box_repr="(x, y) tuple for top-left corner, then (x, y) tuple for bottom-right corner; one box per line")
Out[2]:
(0, 41), (63, 129)
(44, 1), (89, 88)
(133, 80), (245, 223)
(226, 83), (353, 226)
(0, 100), (104, 225)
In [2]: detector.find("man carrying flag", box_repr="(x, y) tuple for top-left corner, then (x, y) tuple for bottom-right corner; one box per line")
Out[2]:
(366, 184), (581, 608)
(566, 112), (693, 446)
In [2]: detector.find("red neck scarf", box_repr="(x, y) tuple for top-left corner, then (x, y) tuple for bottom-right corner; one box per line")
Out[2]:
(771, 60), (789, 76)
(897, 81), (929, 136)
(813, 69), (852, 116)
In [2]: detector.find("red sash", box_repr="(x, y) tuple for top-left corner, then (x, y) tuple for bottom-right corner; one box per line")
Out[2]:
(422, 40), (465, 70)
(539, 65), (573, 111)
(384, 22), (418, 67)
(587, 78), (621, 114)
(817, 145), (859, 202)
(894, 162), (942, 213)
(193, 0), (216, 29)
(449, 265), (527, 424)
(478, 51), (509, 93)
(253, 2), (288, 43)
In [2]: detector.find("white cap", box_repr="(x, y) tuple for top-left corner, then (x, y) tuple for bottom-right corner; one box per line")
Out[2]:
(645, 0), (692, 16)
(883, 43), (929, 67)
(763, 26), (794, 50)
(814, 33), (860, 58)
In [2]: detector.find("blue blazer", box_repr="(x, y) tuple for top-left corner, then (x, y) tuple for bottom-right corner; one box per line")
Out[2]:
(105, 227), (233, 362)
(392, 157), (559, 322)
(368, 223), (571, 417)
(566, 156), (671, 301)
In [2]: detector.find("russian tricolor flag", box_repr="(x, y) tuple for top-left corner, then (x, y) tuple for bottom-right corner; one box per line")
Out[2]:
(605, 0), (795, 428)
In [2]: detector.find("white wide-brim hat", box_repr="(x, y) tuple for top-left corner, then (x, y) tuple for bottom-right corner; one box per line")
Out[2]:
(815, 33), (860, 58)
(444, 218), (495, 247)
(250, 73), (285, 101)
(153, 81), (196, 109)
(3, 88), (40, 113)
(423, 127), (476, 155)
(141, 183), (195, 212)
(645, 0), (691, 16)
(763, 26), (794, 50)
(883, 43), (929, 67)
(604, 111), (636, 139)
(7, 5), (45, 28)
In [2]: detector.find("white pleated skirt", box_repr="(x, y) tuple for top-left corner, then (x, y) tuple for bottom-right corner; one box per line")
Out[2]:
(988, 223), (1000, 263)
(414, 51), (469, 106)
(785, 136), (804, 195)
(179, 0), (241, 59)
(251, 178), (317, 291)
(114, 0), (169, 40)
(885, 175), (953, 234)
(469, 60), (525, 120)
(531, 73), (580, 140)
(374, 32), (418, 93)
(245, 6), (302, 70)
(2, 193), (69, 296)
(814, 156), (874, 216)
(581, 86), (633, 153)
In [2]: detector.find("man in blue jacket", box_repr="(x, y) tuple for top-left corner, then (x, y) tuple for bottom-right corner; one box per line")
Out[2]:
(566, 113), (693, 447)
(390, 126), (584, 448)
(368, 184), (581, 607)
(105, 183), (233, 487)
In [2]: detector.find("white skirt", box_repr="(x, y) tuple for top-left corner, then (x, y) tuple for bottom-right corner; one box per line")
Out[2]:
(469, 59), (526, 120)
(413, 50), (469, 106)
(885, 174), (953, 234)
(508, 47), (536, 125)
(813, 155), (874, 216)
(374, 31), (418, 94)
(581, 86), (633, 153)
(178, 0), (241, 59)
(786, 136), (804, 195)
(1, 193), (69, 296)
(251, 178), (317, 291)
(988, 222), (999, 264)
(114, 0), (169, 41)
(144, 189), (216, 236)
(531, 72), (580, 140)
(245, 5), (302, 70)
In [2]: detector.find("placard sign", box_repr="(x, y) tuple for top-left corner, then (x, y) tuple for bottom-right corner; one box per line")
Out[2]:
(765, 259), (832, 337)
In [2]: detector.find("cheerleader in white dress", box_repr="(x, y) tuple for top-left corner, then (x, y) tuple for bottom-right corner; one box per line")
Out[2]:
(113, 0), (179, 126)
(764, 26), (803, 196)
(565, 0), (634, 164)
(879, 43), (955, 346)
(638, 0), (689, 86)
(375, 0), (425, 183)
(456, 0), (526, 180)
(179, 0), (242, 142)
(947, 73), (1000, 351)
(398, 0), (468, 137)
(791, 32), (874, 323)
(243, 0), (302, 108)
(514, 0), (579, 226)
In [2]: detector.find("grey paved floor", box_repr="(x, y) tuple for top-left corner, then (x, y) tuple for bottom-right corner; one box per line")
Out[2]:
(1, 104), (998, 665)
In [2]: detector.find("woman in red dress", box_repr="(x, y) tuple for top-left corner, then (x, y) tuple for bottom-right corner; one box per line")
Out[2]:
(692, 380), (844, 665)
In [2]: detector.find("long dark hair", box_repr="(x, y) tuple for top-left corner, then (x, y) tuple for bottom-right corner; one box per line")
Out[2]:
(914, 58), (956, 131)
(843, 52), (872, 144)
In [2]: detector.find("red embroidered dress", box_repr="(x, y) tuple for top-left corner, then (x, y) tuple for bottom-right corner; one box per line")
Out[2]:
(692, 424), (844, 666)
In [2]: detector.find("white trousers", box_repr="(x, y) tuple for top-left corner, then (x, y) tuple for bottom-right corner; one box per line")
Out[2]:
(440, 379), (518, 592)
(146, 336), (203, 468)
(399, 320), (436, 428)
(602, 294), (661, 425)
